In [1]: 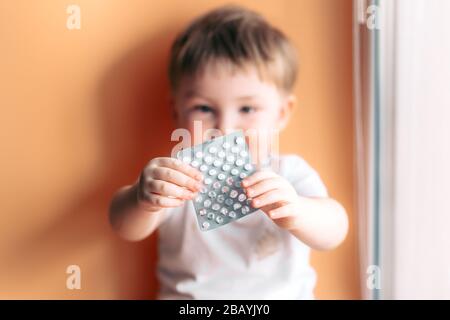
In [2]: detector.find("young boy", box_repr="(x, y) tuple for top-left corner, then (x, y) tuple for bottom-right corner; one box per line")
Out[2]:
(109, 5), (348, 299)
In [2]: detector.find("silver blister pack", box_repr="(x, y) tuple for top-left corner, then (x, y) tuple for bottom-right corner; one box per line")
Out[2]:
(176, 131), (258, 231)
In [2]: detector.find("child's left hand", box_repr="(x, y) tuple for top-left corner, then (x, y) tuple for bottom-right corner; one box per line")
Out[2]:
(242, 170), (302, 231)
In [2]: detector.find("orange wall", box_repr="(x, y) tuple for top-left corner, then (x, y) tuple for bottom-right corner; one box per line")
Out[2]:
(0, 0), (359, 299)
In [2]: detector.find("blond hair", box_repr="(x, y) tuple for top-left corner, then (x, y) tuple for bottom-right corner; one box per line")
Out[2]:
(168, 5), (298, 94)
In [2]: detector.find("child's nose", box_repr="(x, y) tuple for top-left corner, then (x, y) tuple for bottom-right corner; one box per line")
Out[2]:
(215, 113), (237, 134)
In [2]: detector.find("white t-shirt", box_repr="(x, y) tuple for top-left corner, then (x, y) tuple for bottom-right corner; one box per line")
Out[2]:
(156, 154), (328, 299)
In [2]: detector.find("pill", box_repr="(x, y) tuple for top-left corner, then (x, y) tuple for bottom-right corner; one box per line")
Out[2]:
(191, 160), (199, 167)
(217, 173), (226, 180)
(202, 221), (210, 229)
(215, 216), (224, 224)
(208, 146), (217, 154)
(235, 137), (245, 145)
(208, 191), (217, 198)
(205, 156), (213, 164)
(241, 206), (250, 214)
(238, 193), (246, 202)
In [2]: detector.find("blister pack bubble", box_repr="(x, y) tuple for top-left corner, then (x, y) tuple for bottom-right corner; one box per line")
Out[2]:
(176, 131), (258, 231)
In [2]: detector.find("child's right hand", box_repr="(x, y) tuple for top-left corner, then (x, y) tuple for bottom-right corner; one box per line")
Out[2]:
(136, 157), (203, 213)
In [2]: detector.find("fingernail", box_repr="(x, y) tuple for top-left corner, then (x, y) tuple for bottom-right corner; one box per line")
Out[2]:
(246, 189), (253, 197)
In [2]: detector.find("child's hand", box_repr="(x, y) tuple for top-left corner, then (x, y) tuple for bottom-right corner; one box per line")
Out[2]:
(242, 170), (302, 230)
(136, 157), (203, 212)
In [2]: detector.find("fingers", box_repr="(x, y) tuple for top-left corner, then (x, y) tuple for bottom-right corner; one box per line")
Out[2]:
(147, 180), (196, 200)
(149, 166), (203, 192)
(153, 157), (203, 181)
(244, 177), (285, 198)
(256, 203), (299, 232)
(251, 189), (287, 209)
(241, 170), (279, 188)
(140, 192), (185, 209)
(137, 157), (206, 211)
(266, 203), (296, 219)
(242, 171), (288, 207)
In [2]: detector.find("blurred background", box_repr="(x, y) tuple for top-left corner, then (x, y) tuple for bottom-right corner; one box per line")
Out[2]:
(0, 0), (448, 299)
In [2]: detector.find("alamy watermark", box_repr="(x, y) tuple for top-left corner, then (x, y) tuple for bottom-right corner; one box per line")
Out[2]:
(66, 264), (81, 290)
(170, 122), (281, 172)
(366, 264), (381, 290)
(66, 4), (81, 30)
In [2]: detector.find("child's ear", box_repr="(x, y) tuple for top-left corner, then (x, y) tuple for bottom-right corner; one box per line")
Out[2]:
(277, 94), (296, 130)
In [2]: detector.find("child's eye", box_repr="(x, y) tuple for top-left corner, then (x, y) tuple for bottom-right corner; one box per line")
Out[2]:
(239, 106), (256, 114)
(193, 105), (214, 113)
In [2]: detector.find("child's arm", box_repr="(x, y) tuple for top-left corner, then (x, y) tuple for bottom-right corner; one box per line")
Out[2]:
(109, 157), (203, 242)
(242, 170), (348, 251)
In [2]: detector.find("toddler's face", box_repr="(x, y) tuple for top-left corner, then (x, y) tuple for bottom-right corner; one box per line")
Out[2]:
(172, 62), (295, 146)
